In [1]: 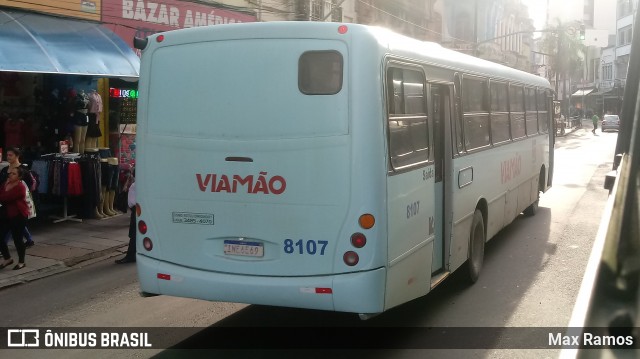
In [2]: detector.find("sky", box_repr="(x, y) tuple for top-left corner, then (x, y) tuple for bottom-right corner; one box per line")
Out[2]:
(521, 0), (585, 31)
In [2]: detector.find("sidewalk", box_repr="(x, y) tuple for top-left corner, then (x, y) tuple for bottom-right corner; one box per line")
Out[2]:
(556, 118), (602, 137)
(0, 211), (130, 290)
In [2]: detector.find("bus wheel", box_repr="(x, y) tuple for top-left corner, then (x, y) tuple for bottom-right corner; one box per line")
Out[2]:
(464, 210), (485, 284)
(523, 192), (539, 216)
(524, 172), (543, 217)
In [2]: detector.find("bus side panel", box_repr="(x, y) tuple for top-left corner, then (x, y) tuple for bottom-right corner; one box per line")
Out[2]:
(384, 169), (435, 310)
(487, 194), (506, 240)
(385, 241), (433, 310)
(448, 137), (547, 272)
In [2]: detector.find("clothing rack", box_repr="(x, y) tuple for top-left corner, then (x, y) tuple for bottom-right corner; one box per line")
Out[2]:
(40, 153), (84, 224)
(50, 196), (82, 223)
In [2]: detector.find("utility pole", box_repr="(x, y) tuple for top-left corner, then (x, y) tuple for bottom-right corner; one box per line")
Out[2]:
(555, 32), (560, 99)
(473, 0), (479, 56)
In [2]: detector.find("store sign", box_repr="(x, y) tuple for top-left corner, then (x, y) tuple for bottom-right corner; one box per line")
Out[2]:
(0, 0), (101, 21)
(102, 0), (256, 53)
(110, 88), (139, 99)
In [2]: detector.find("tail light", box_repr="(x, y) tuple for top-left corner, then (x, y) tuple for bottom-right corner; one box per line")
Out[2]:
(351, 233), (366, 248)
(143, 237), (153, 251)
(138, 220), (148, 234)
(343, 251), (359, 266)
(359, 214), (375, 229)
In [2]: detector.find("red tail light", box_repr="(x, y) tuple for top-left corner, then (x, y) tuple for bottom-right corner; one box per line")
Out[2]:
(138, 220), (147, 234)
(351, 233), (366, 248)
(343, 251), (359, 266)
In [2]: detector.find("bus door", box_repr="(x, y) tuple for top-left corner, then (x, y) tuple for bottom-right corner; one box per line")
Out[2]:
(384, 65), (435, 309)
(430, 83), (452, 275)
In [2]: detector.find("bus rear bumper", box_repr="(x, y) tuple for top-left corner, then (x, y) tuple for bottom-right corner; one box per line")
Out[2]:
(137, 254), (386, 314)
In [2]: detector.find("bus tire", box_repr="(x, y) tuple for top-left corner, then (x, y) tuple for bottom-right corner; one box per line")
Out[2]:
(463, 210), (485, 284)
(524, 171), (544, 217)
(523, 193), (539, 216)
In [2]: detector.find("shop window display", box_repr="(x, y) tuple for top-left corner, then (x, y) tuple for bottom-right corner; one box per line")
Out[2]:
(1, 73), (135, 221)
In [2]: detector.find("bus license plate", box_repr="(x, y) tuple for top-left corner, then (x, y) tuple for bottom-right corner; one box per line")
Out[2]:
(224, 240), (264, 257)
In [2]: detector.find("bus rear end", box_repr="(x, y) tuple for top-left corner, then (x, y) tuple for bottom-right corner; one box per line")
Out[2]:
(135, 23), (387, 314)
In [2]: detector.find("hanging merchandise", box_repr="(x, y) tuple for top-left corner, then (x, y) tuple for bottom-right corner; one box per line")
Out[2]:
(86, 89), (103, 149)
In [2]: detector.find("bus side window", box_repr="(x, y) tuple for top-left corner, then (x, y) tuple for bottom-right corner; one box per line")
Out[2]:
(453, 74), (464, 154)
(509, 84), (526, 139)
(537, 89), (549, 133)
(386, 67), (429, 170)
(490, 81), (511, 144)
(525, 87), (538, 135)
(462, 77), (490, 150)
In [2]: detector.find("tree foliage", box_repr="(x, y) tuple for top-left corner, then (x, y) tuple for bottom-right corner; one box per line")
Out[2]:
(540, 19), (585, 81)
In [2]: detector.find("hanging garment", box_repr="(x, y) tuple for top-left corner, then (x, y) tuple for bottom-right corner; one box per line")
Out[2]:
(88, 91), (103, 113)
(31, 160), (49, 194)
(52, 160), (61, 196)
(87, 113), (102, 137)
(67, 162), (83, 196)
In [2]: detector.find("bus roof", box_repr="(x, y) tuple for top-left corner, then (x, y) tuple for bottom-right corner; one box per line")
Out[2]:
(146, 21), (551, 89)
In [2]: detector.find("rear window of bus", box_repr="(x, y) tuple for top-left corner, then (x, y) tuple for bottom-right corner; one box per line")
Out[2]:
(299, 51), (343, 95)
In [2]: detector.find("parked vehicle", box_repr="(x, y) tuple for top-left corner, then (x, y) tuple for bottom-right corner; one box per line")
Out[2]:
(601, 114), (620, 132)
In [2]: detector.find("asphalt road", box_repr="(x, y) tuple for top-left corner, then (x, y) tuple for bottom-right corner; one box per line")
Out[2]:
(0, 129), (618, 359)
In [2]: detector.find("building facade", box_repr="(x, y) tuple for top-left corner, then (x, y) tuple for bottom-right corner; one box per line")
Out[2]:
(595, 0), (636, 115)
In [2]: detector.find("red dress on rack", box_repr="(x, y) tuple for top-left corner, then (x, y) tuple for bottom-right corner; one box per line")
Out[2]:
(67, 162), (83, 196)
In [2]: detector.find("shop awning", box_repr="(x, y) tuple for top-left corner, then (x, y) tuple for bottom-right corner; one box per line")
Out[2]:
(0, 9), (139, 77)
(571, 88), (595, 97)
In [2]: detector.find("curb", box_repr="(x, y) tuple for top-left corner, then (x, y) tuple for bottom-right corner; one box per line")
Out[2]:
(0, 245), (128, 291)
(0, 262), (71, 290)
(62, 244), (129, 267)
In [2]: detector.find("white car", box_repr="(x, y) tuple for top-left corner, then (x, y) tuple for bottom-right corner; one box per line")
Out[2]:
(601, 114), (620, 132)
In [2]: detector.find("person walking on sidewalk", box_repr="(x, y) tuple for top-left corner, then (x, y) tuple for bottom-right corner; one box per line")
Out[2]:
(592, 113), (600, 134)
(115, 178), (136, 264)
(0, 166), (29, 270)
(0, 147), (35, 247)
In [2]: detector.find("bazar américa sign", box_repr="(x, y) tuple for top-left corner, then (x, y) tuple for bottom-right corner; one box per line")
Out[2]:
(102, 0), (257, 53)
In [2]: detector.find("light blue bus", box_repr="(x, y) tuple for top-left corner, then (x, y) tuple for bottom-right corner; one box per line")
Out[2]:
(134, 22), (554, 318)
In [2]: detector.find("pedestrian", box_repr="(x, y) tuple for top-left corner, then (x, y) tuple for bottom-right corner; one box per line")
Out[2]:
(115, 175), (136, 264)
(0, 147), (35, 247)
(0, 166), (29, 270)
(592, 113), (599, 134)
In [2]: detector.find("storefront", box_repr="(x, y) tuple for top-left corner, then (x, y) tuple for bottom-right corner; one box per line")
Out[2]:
(100, 0), (257, 167)
(0, 7), (140, 221)
(1, 2), (256, 222)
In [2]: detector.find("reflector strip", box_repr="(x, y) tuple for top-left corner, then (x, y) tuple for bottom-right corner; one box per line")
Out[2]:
(157, 273), (171, 280)
(300, 287), (333, 294)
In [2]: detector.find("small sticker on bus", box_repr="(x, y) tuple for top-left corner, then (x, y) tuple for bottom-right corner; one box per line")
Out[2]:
(172, 212), (214, 225)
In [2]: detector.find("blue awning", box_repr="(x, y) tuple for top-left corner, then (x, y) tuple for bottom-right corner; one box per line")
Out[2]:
(0, 9), (139, 77)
